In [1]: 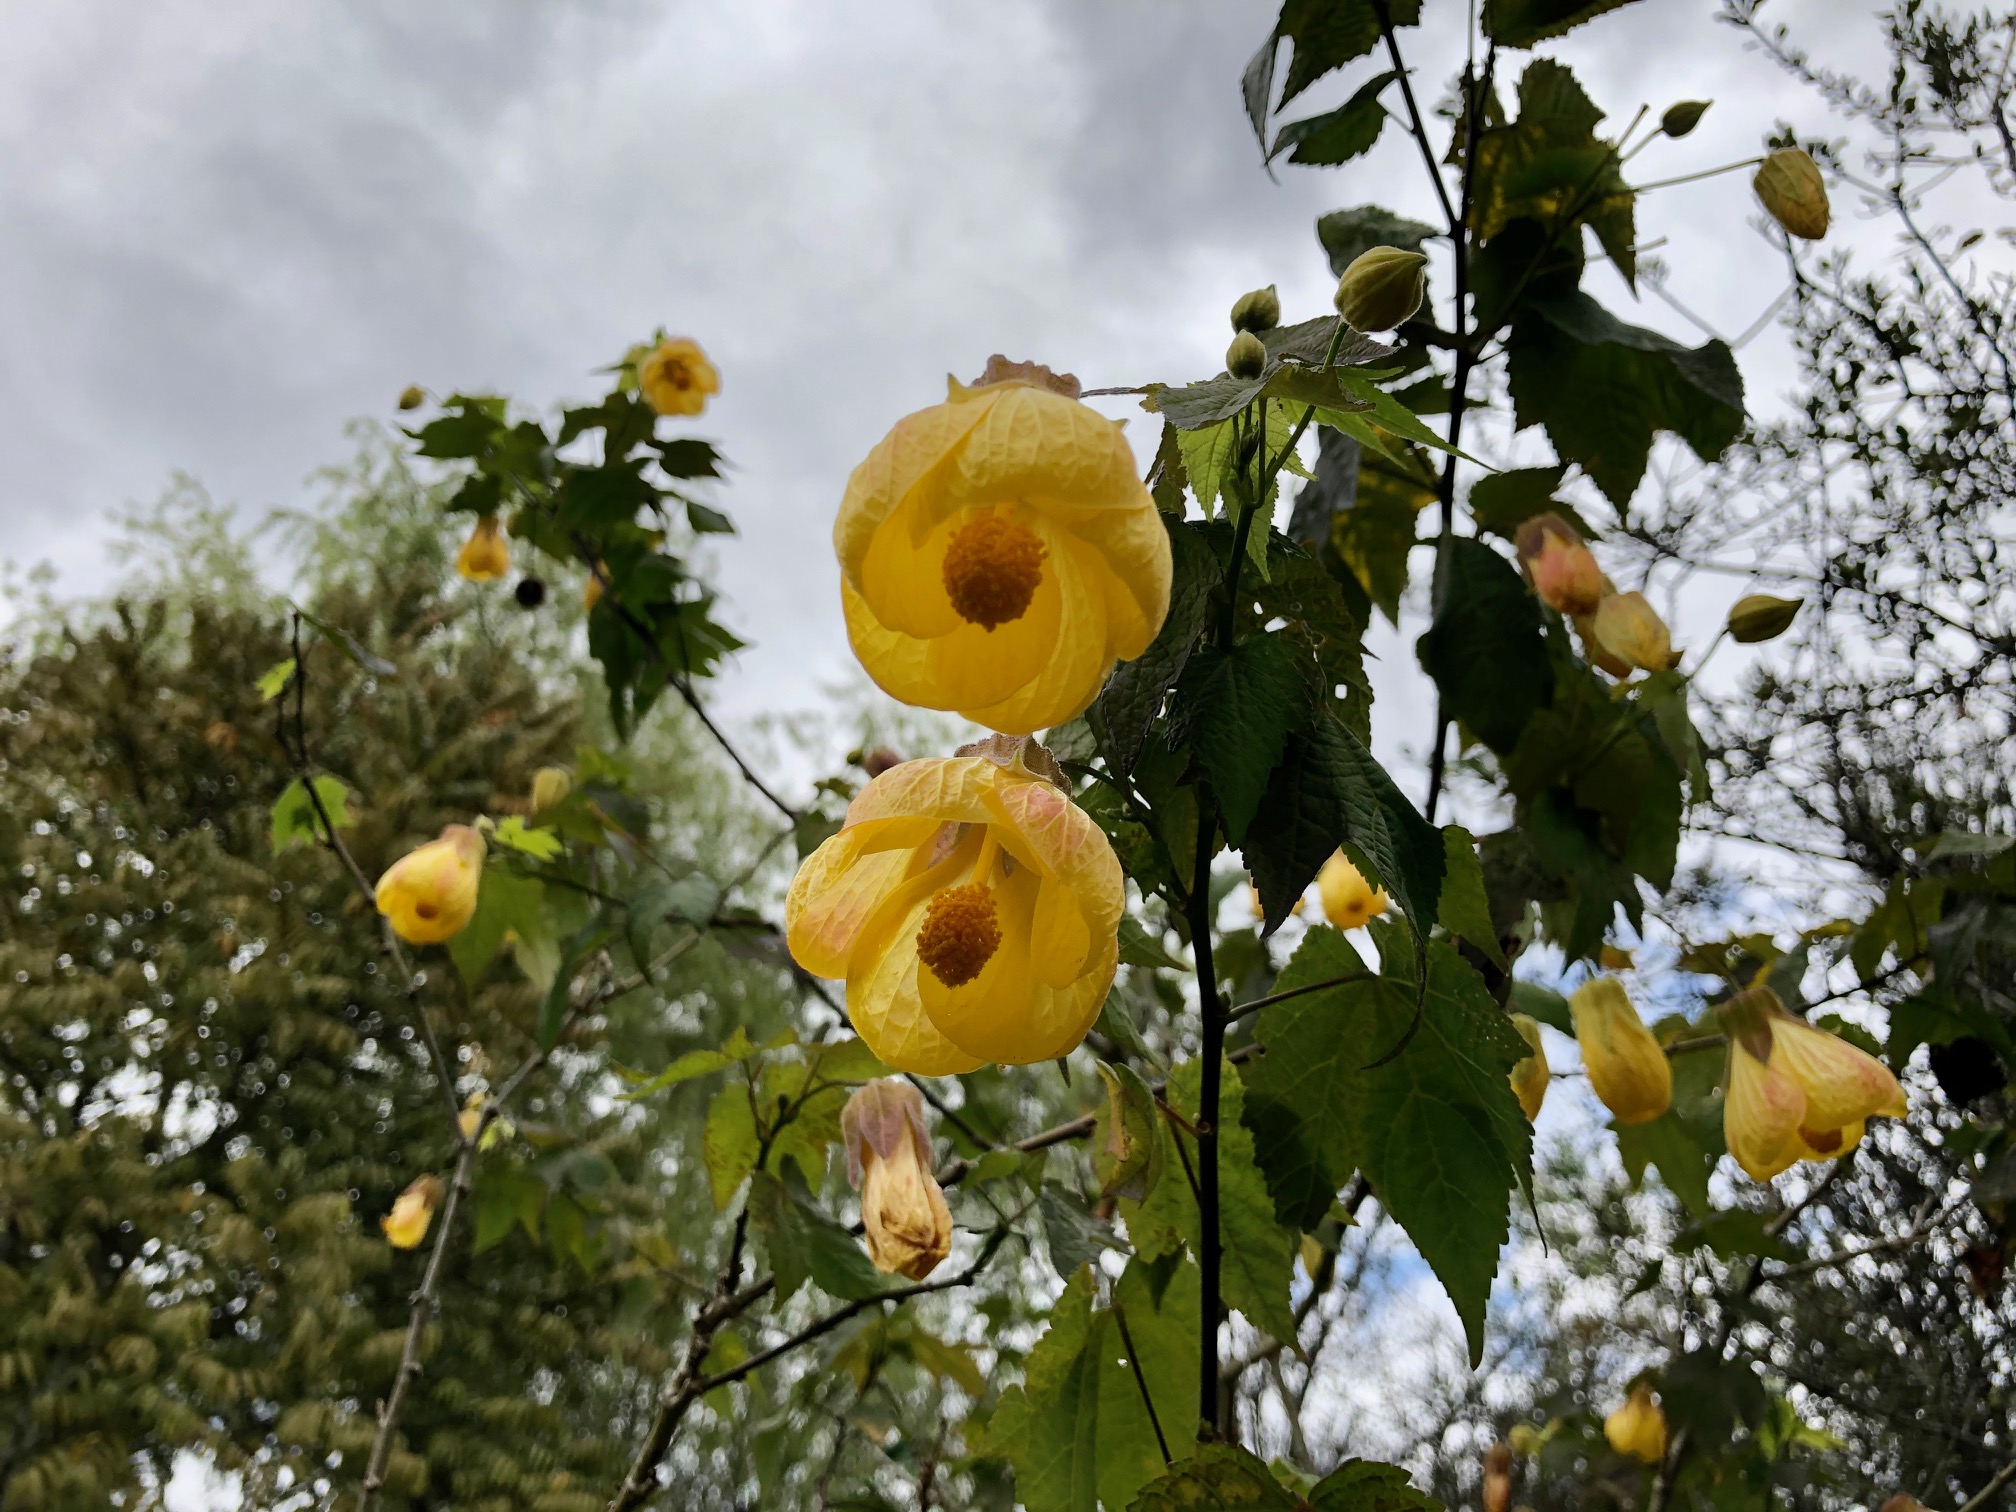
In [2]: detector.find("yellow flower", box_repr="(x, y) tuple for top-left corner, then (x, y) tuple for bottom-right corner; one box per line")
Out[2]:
(835, 370), (1172, 736)
(1754, 147), (1830, 240)
(638, 337), (720, 417)
(530, 766), (572, 814)
(784, 739), (1125, 1074)
(455, 515), (510, 582)
(1591, 590), (1675, 673)
(381, 1175), (444, 1250)
(842, 1079), (954, 1279)
(1604, 1383), (1667, 1464)
(1570, 977), (1671, 1125)
(1317, 852), (1388, 931)
(1508, 1013), (1549, 1122)
(375, 825), (485, 945)
(1720, 986), (1907, 1182)
(1515, 513), (1604, 618)
(458, 1093), (485, 1144)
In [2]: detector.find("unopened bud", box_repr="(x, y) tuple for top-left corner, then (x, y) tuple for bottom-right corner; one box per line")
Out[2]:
(1878, 1496), (1928, 1512)
(860, 746), (904, 779)
(1727, 592), (1801, 644)
(381, 1174), (444, 1250)
(1227, 330), (1268, 380)
(1318, 852), (1388, 931)
(1507, 1424), (1544, 1457)
(397, 385), (425, 411)
(1230, 284), (1282, 334)
(1591, 591), (1676, 673)
(1509, 1013), (1549, 1123)
(1571, 977), (1672, 1126)
(1483, 1442), (1515, 1512)
(1604, 1383), (1668, 1465)
(458, 1093), (485, 1143)
(530, 766), (573, 814)
(1334, 246), (1429, 332)
(1514, 513), (1604, 617)
(1661, 101), (1711, 138)
(843, 1080), (953, 1280)
(204, 720), (239, 755)
(1755, 147), (1830, 240)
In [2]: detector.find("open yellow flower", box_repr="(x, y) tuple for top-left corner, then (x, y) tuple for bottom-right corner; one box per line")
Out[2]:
(1592, 591), (1675, 673)
(381, 1175), (444, 1250)
(835, 366), (1172, 735)
(375, 825), (485, 945)
(1721, 986), (1907, 1181)
(1515, 513), (1604, 618)
(1605, 1383), (1667, 1464)
(638, 337), (720, 417)
(843, 1079), (954, 1279)
(455, 515), (510, 582)
(1571, 977), (1671, 1125)
(1317, 852), (1388, 930)
(784, 738), (1124, 1074)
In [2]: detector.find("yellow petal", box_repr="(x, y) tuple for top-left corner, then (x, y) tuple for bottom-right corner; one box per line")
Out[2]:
(843, 757), (997, 831)
(785, 830), (908, 980)
(1569, 978), (1671, 1125)
(835, 388), (997, 591)
(1769, 1015), (1907, 1127)
(847, 919), (984, 1076)
(982, 767), (1126, 940)
(375, 826), (485, 945)
(1028, 873), (1094, 988)
(1725, 1040), (1807, 1181)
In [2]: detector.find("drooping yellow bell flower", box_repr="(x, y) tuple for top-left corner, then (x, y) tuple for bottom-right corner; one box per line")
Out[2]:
(638, 336), (720, 417)
(1604, 1383), (1667, 1464)
(381, 1174), (444, 1250)
(1317, 852), (1388, 930)
(842, 1079), (954, 1279)
(1720, 986), (1907, 1181)
(1508, 1013), (1549, 1122)
(834, 365), (1172, 736)
(784, 738), (1125, 1074)
(375, 825), (485, 945)
(1570, 977), (1671, 1125)
(455, 515), (510, 582)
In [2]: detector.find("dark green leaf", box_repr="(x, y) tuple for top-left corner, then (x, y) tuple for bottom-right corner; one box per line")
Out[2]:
(1437, 826), (1506, 969)
(1098, 521), (1220, 774)
(1317, 204), (1439, 277)
(1127, 1444), (1298, 1512)
(748, 1170), (888, 1304)
(1464, 464), (1600, 540)
(657, 437), (724, 479)
(1309, 1458), (1444, 1512)
(1484, 0), (1643, 48)
(1168, 635), (1311, 846)
(1269, 71), (1395, 167)
(1415, 537), (1552, 753)
(1274, 0), (1422, 108)
(1040, 1183), (1123, 1282)
(1508, 979), (1572, 1035)
(558, 463), (658, 529)
(1615, 1110), (1714, 1220)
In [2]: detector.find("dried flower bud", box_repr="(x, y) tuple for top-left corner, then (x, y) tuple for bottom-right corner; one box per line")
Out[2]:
(204, 720), (239, 754)
(1661, 101), (1711, 138)
(1508, 1014), (1549, 1123)
(1727, 592), (1802, 644)
(1591, 591), (1676, 673)
(860, 746), (904, 779)
(458, 1093), (485, 1144)
(530, 766), (573, 814)
(1879, 1497), (1929, 1512)
(1483, 1442), (1515, 1512)
(1604, 1383), (1667, 1464)
(397, 384), (426, 411)
(1755, 147), (1830, 240)
(1227, 330), (1268, 379)
(1334, 246), (1429, 332)
(1230, 284), (1282, 334)
(1571, 977), (1672, 1125)
(843, 1080), (953, 1280)
(381, 1175), (444, 1250)
(1514, 513), (1604, 617)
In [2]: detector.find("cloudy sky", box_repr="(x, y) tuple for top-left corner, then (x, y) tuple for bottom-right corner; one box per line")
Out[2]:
(1, 0), (1921, 785)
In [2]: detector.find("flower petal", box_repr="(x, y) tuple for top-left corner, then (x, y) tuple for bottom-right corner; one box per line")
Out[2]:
(785, 831), (909, 980)
(1770, 1015), (1908, 1127)
(1725, 1041), (1807, 1181)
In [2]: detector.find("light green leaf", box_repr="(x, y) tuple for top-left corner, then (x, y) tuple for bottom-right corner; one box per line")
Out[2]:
(618, 1026), (758, 1100)
(981, 1268), (1104, 1512)
(1437, 826), (1507, 969)
(256, 658), (297, 702)
(702, 1082), (760, 1210)
(490, 815), (562, 861)
(448, 869), (546, 984)
(1333, 368), (1469, 458)
(269, 775), (354, 855)
(471, 1162), (545, 1255)
(1128, 1444), (1298, 1512)
(1308, 1457), (1444, 1512)
(1094, 1061), (1161, 1202)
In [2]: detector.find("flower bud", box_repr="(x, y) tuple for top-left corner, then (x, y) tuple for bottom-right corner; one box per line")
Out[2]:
(1880, 1495), (1929, 1512)
(1514, 513), (1604, 617)
(1507, 1424), (1544, 1457)
(204, 720), (239, 754)
(1755, 147), (1830, 240)
(381, 1175), (444, 1250)
(1660, 101), (1711, 138)
(1508, 1013), (1549, 1123)
(455, 514), (510, 583)
(1318, 852), (1388, 931)
(1334, 246), (1429, 332)
(843, 1079), (953, 1279)
(583, 563), (607, 613)
(1570, 977), (1671, 1125)
(375, 825), (486, 945)
(1604, 1383), (1667, 1464)
(859, 746), (904, 779)
(1230, 284), (1282, 334)
(1482, 1442), (1514, 1512)
(1727, 592), (1801, 644)
(397, 384), (426, 411)
(1591, 591), (1676, 673)
(530, 766), (573, 814)
(1227, 330), (1268, 380)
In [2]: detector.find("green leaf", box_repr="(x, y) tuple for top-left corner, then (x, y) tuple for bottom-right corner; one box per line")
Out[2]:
(1128, 1444), (1299, 1512)
(1169, 635), (1311, 846)
(1464, 464), (1598, 540)
(1332, 369), (1466, 458)
(1508, 291), (1744, 508)
(1484, 0), (1642, 48)
(1097, 521), (1220, 774)
(656, 436), (724, 479)
(490, 815), (562, 861)
(1244, 927), (1532, 1362)
(269, 775), (353, 855)
(1274, 0), (1421, 109)
(618, 1026), (758, 1100)
(1317, 205), (1438, 277)
(747, 1171), (887, 1304)
(1415, 538), (1552, 754)
(1293, 429), (1432, 626)
(1268, 71), (1395, 167)
(448, 869), (546, 984)
(1039, 1183), (1123, 1282)
(1172, 402), (1305, 514)
(1308, 1458), (1444, 1512)
(1616, 1109), (1715, 1220)
(1100, 1260), (1200, 1507)
(538, 918), (609, 1049)
(1094, 1062), (1161, 1202)
(1117, 916), (1189, 972)
(291, 603), (398, 676)
(982, 1268), (1105, 1512)
(471, 1162), (545, 1254)
(702, 1082), (760, 1210)
(1508, 979), (1572, 1035)
(1437, 826), (1506, 969)
(256, 658), (298, 702)
(1250, 534), (1373, 744)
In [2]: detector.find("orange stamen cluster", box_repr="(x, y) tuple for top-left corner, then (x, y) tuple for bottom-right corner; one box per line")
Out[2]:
(915, 883), (1002, 986)
(942, 512), (1046, 630)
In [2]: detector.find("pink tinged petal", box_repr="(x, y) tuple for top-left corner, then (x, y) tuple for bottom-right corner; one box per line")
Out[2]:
(835, 392), (995, 588)
(1725, 1042), (1807, 1181)
(985, 770), (1126, 940)
(1770, 1015), (1908, 1127)
(785, 836), (909, 980)
(844, 757), (997, 830)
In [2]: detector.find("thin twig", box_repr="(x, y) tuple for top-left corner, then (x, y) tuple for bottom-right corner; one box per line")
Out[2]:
(1958, 1452), (2016, 1512)
(1112, 1301), (1174, 1465)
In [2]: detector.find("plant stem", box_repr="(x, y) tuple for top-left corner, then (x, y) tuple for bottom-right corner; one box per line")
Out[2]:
(1187, 807), (1226, 1439)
